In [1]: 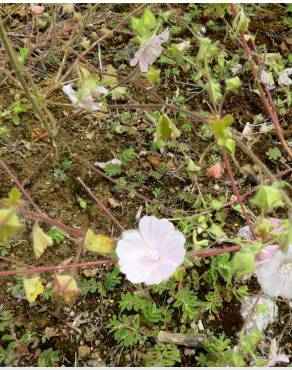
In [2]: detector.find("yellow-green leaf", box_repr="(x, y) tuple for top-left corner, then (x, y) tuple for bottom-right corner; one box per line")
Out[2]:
(32, 223), (53, 259)
(0, 208), (24, 243)
(155, 114), (181, 142)
(2, 188), (22, 208)
(84, 229), (114, 254)
(23, 276), (44, 303)
(103, 65), (117, 86)
(53, 274), (79, 305)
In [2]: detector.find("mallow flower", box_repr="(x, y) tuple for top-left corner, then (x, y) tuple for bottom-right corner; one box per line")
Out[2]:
(62, 84), (108, 111)
(255, 244), (292, 299)
(130, 29), (169, 73)
(116, 215), (186, 285)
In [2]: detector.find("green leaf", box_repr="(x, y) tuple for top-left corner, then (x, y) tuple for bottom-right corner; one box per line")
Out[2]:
(155, 114), (181, 142)
(231, 241), (262, 277)
(11, 115), (21, 126)
(103, 65), (117, 86)
(145, 66), (160, 84)
(2, 188), (22, 208)
(209, 114), (235, 153)
(187, 158), (201, 172)
(252, 184), (284, 213)
(234, 8), (249, 35)
(209, 115), (234, 137)
(196, 37), (218, 64)
(239, 329), (262, 355)
(226, 76), (241, 92)
(111, 86), (127, 100)
(17, 47), (29, 64)
(131, 17), (145, 35)
(173, 287), (201, 321)
(32, 223), (53, 259)
(120, 148), (135, 163)
(84, 229), (114, 254)
(204, 80), (222, 103)
(146, 344), (181, 366)
(141, 8), (156, 30)
(110, 314), (143, 347)
(255, 303), (268, 314)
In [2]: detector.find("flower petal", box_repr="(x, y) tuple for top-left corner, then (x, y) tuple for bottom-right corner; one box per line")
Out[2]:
(256, 251), (285, 297)
(139, 216), (175, 248)
(63, 84), (79, 105)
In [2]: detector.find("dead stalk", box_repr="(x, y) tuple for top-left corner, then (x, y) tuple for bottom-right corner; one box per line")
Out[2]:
(0, 16), (56, 142)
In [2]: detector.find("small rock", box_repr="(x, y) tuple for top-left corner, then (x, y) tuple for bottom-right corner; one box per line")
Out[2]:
(198, 320), (204, 331)
(147, 155), (161, 169)
(108, 197), (120, 208)
(237, 225), (253, 240)
(78, 345), (91, 359)
(44, 326), (59, 339)
(83, 268), (98, 278)
(240, 295), (278, 335)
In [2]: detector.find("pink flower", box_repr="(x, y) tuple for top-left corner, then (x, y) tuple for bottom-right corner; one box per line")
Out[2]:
(269, 217), (282, 232)
(130, 29), (169, 73)
(255, 244), (292, 298)
(116, 215), (185, 285)
(255, 244), (280, 266)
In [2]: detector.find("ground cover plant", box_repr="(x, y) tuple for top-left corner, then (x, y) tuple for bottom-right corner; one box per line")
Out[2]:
(0, 3), (291, 366)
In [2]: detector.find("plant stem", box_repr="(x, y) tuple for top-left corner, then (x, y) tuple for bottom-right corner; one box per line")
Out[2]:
(230, 3), (292, 159)
(21, 210), (85, 237)
(0, 16), (56, 141)
(0, 159), (44, 215)
(45, 4), (147, 97)
(0, 259), (117, 277)
(78, 177), (125, 232)
(223, 152), (256, 239)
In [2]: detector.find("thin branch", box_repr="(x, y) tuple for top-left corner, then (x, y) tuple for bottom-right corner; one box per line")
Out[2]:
(0, 259), (117, 277)
(78, 177), (125, 232)
(223, 152), (256, 239)
(0, 16), (56, 141)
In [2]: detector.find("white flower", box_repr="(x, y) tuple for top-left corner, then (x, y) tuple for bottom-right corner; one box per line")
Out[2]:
(260, 71), (275, 90)
(130, 29), (169, 73)
(278, 68), (292, 87)
(255, 244), (292, 299)
(116, 215), (185, 285)
(62, 84), (108, 111)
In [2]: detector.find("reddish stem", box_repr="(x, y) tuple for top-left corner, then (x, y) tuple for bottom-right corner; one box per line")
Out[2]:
(0, 159), (44, 215)
(78, 177), (125, 232)
(191, 245), (240, 257)
(0, 258), (117, 277)
(221, 167), (292, 210)
(20, 210), (85, 237)
(223, 152), (256, 239)
(231, 3), (292, 159)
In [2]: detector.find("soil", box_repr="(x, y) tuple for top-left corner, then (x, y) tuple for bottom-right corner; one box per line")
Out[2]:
(0, 3), (291, 367)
